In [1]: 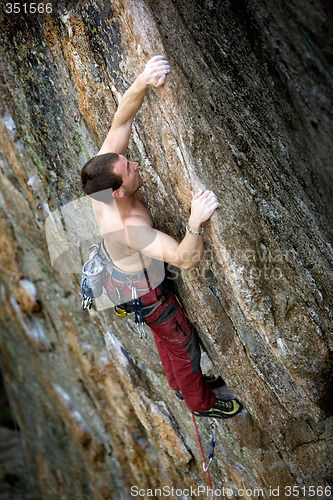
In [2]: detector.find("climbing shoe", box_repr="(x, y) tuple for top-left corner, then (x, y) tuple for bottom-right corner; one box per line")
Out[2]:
(175, 374), (225, 400)
(192, 398), (243, 419)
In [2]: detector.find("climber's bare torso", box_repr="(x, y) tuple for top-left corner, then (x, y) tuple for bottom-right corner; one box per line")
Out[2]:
(92, 190), (156, 272)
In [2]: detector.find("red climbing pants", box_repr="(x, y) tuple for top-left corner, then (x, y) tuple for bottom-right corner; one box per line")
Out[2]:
(106, 268), (216, 412)
(142, 287), (216, 413)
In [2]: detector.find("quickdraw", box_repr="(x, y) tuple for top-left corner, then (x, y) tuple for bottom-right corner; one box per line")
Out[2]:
(203, 421), (216, 472)
(192, 414), (217, 500)
(131, 285), (147, 339)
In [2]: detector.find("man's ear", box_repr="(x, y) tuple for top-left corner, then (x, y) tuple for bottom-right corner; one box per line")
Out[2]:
(113, 187), (125, 199)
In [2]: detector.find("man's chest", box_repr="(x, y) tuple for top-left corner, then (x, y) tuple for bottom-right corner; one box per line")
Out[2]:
(130, 203), (154, 228)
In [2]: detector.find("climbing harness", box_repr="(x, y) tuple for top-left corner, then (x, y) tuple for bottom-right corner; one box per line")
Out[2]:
(80, 240), (167, 339)
(192, 413), (217, 500)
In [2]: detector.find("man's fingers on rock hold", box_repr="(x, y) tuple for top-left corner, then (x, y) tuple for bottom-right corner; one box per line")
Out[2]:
(192, 190), (204, 200)
(204, 192), (217, 203)
(207, 197), (218, 207)
(209, 192), (219, 203)
(210, 194), (219, 204)
(203, 190), (216, 199)
(154, 67), (170, 77)
(149, 55), (165, 62)
(152, 65), (170, 75)
(155, 75), (166, 88)
(148, 58), (169, 67)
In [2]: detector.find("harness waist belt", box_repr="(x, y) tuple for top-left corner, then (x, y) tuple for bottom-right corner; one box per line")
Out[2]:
(109, 266), (148, 284)
(118, 283), (168, 314)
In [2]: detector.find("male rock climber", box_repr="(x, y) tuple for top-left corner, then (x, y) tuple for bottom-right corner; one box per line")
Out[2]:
(81, 55), (243, 419)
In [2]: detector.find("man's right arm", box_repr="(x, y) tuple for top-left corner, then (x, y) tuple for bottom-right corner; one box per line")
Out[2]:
(98, 56), (170, 156)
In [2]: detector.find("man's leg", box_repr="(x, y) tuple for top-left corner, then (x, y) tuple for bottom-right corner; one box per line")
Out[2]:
(146, 292), (216, 412)
(153, 334), (178, 390)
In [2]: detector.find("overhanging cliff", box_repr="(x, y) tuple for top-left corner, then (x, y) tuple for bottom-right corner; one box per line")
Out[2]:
(0, 1), (332, 499)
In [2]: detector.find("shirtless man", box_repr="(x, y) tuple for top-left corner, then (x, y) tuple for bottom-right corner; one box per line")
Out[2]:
(81, 55), (243, 419)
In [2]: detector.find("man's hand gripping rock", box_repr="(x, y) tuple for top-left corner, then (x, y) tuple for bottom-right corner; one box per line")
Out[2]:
(142, 55), (170, 88)
(189, 190), (220, 232)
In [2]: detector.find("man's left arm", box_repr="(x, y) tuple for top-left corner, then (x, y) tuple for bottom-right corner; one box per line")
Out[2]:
(124, 191), (220, 270)
(98, 55), (170, 156)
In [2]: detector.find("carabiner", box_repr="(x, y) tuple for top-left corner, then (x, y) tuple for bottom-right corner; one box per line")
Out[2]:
(203, 421), (216, 472)
(131, 286), (147, 339)
(203, 456), (214, 472)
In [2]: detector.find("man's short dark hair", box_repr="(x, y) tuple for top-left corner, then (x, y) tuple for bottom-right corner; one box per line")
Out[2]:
(81, 153), (122, 203)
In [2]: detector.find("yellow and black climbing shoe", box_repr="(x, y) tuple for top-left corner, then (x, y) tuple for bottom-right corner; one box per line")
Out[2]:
(192, 398), (243, 419)
(175, 374), (225, 400)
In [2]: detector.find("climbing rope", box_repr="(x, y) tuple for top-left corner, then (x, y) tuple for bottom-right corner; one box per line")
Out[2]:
(191, 413), (216, 500)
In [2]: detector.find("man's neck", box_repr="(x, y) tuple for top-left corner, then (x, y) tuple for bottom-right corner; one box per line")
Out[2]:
(116, 189), (145, 218)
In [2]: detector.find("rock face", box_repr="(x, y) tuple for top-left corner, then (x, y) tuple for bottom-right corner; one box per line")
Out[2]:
(0, 1), (332, 498)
